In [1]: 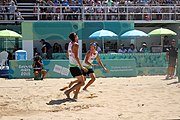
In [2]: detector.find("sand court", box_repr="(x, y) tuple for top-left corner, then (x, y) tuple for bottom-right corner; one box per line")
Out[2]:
(0, 76), (180, 120)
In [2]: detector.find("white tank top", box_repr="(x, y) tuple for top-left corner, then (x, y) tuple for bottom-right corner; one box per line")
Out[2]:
(68, 42), (79, 67)
(82, 51), (98, 68)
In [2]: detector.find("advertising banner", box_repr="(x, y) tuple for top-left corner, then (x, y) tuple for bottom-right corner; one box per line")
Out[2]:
(9, 59), (137, 79)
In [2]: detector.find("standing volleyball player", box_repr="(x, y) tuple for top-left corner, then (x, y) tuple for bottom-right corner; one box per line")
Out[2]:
(64, 32), (87, 99)
(69, 42), (109, 91)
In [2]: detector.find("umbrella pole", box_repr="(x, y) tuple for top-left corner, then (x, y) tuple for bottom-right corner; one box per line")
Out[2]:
(103, 38), (104, 53)
(161, 35), (164, 52)
(6, 38), (7, 51)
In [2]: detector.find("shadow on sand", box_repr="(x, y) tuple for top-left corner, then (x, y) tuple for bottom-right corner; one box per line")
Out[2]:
(167, 81), (180, 85)
(46, 98), (77, 105)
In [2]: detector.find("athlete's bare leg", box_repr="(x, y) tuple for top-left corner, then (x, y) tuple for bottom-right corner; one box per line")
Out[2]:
(83, 73), (96, 91)
(64, 75), (84, 99)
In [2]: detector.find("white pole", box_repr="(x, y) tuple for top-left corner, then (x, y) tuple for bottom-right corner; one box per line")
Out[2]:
(6, 38), (7, 51)
(78, 40), (82, 60)
(103, 38), (104, 53)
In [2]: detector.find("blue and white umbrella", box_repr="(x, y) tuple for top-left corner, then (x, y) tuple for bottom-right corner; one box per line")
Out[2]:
(89, 29), (118, 38)
(89, 29), (118, 52)
(121, 30), (149, 38)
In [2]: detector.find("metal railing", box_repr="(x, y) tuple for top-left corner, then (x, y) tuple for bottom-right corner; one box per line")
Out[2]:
(0, 4), (180, 22)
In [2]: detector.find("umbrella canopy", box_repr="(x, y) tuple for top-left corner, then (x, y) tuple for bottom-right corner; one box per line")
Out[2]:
(89, 29), (118, 39)
(0, 29), (22, 51)
(121, 29), (149, 38)
(0, 29), (22, 38)
(148, 28), (177, 36)
(89, 29), (118, 53)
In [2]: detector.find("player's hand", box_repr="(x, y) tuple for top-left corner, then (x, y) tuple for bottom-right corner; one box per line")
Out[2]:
(92, 64), (98, 67)
(104, 68), (109, 73)
(82, 67), (88, 72)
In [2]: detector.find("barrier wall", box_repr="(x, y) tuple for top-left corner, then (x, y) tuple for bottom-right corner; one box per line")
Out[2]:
(52, 52), (168, 75)
(8, 59), (137, 79)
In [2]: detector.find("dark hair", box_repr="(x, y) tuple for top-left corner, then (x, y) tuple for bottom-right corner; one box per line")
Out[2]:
(69, 32), (77, 42)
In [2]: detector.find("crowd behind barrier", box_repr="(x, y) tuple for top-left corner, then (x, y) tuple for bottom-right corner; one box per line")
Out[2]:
(0, 0), (180, 22)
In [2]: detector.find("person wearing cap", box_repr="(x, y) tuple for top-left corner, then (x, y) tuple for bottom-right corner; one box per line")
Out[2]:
(166, 39), (178, 79)
(40, 39), (53, 59)
(118, 44), (127, 53)
(139, 42), (149, 53)
(64, 32), (88, 99)
(66, 42), (109, 91)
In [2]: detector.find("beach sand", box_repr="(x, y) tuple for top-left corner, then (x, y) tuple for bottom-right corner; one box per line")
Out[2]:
(0, 76), (180, 120)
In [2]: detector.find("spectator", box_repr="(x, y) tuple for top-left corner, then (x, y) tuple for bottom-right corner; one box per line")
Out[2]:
(64, 43), (69, 52)
(166, 39), (178, 79)
(163, 36), (170, 51)
(128, 43), (137, 53)
(96, 43), (102, 53)
(118, 44), (127, 53)
(34, 48), (39, 56)
(33, 53), (47, 80)
(82, 43), (87, 53)
(40, 39), (53, 59)
(33, 3), (40, 17)
(54, 0), (60, 20)
(39, 0), (47, 19)
(15, 9), (24, 22)
(8, 0), (16, 20)
(139, 42), (149, 53)
(46, 0), (54, 20)
(59, 44), (63, 52)
(106, 0), (113, 6)
(53, 43), (63, 53)
(2, 0), (9, 20)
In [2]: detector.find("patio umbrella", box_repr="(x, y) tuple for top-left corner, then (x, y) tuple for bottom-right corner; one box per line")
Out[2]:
(0, 29), (22, 51)
(89, 29), (118, 52)
(148, 28), (177, 36)
(121, 29), (149, 38)
(148, 28), (177, 45)
(120, 29), (149, 48)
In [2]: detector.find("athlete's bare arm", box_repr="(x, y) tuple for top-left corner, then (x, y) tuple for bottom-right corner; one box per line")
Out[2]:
(96, 54), (109, 72)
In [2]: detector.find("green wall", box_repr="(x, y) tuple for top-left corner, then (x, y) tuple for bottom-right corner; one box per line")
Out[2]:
(22, 22), (134, 40)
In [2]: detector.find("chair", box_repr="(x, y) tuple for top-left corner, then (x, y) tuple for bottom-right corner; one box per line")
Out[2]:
(0, 51), (8, 70)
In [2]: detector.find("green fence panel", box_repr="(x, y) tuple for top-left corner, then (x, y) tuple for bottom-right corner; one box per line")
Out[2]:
(9, 59), (137, 79)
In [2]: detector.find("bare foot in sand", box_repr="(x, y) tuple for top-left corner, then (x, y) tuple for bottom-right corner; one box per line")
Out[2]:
(60, 86), (68, 91)
(64, 91), (70, 99)
(83, 88), (89, 92)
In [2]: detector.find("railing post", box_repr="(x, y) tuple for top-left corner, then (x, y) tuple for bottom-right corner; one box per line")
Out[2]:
(126, 4), (128, 20)
(142, 6), (144, 20)
(82, 5), (84, 21)
(174, 4), (176, 20)
(118, 6), (120, 20)
(37, 4), (40, 20)
(60, 4), (62, 20)
(150, 5), (152, 21)
(105, 6), (107, 21)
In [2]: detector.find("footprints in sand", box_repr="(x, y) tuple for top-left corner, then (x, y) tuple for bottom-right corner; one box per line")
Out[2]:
(85, 93), (98, 99)
(47, 104), (103, 112)
(137, 103), (145, 107)
(0, 103), (8, 106)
